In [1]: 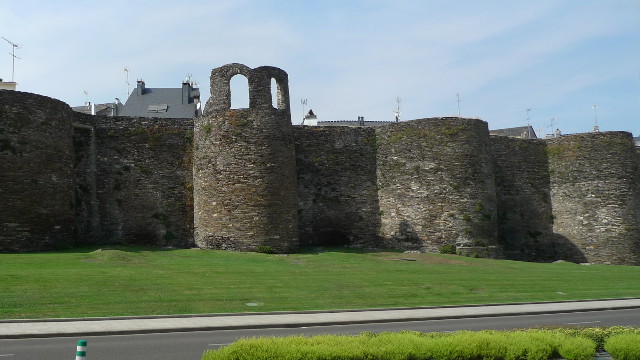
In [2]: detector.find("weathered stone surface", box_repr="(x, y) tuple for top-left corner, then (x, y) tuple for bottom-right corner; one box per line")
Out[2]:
(2, 64), (640, 265)
(73, 113), (194, 247)
(491, 137), (556, 261)
(0, 91), (76, 251)
(547, 132), (640, 265)
(375, 118), (501, 256)
(294, 126), (380, 247)
(193, 64), (298, 252)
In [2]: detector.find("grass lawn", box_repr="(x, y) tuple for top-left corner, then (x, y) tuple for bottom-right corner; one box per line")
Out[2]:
(1, 246), (639, 319)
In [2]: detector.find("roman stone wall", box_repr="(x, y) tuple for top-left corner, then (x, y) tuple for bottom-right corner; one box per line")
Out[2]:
(294, 126), (380, 247)
(375, 118), (500, 256)
(193, 64), (298, 252)
(0, 91), (76, 251)
(73, 113), (194, 248)
(491, 136), (555, 261)
(547, 132), (640, 265)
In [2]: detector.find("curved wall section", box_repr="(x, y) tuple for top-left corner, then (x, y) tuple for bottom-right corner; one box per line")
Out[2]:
(194, 64), (298, 252)
(491, 137), (555, 261)
(548, 132), (640, 265)
(0, 91), (75, 251)
(375, 117), (500, 257)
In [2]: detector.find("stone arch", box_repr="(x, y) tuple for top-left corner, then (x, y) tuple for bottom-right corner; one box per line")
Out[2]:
(206, 64), (290, 114)
(252, 66), (289, 111)
(230, 74), (249, 109)
(206, 63), (252, 114)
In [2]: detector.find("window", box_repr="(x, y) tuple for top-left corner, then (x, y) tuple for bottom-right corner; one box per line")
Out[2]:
(148, 104), (168, 113)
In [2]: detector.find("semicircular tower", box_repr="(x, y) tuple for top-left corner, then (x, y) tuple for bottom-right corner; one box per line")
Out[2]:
(193, 63), (298, 252)
(375, 117), (501, 257)
(547, 132), (640, 265)
(0, 91), (76, 251)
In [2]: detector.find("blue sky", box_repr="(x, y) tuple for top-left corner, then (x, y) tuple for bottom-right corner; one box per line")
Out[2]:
(2, 0), (639, 135)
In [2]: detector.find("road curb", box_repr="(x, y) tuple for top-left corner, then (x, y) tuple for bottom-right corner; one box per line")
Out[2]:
(1, 298), (639, 339)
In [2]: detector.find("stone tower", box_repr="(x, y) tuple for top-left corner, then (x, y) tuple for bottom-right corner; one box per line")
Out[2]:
(547, 132), (640, 265)
(193, 63), (298, 252)
(0, 91), (76, 251)
(375, 117), (501, 257)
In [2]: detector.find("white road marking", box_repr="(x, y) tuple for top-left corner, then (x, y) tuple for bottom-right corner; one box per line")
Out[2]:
(566, 321), (601, 325)
(207, 343), (229, 347)
(0, 354), (15, 357)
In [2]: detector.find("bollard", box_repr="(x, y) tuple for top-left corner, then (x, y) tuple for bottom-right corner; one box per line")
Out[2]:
(75, 339), (87, 360)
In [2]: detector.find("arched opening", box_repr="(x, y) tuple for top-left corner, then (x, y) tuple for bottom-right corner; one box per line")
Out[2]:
(230, 74), (249, 109)
(271, 78), (278, 109)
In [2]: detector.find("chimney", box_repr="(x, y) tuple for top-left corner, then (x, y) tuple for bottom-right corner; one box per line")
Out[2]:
(182, 81), (191, 104)
(136, 80), (145, 96)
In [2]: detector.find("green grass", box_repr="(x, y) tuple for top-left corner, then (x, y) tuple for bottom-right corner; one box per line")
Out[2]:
(1, 246), (640, 319)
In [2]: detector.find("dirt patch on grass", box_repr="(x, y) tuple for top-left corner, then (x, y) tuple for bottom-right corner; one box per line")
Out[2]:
(380, 252), (472, 265)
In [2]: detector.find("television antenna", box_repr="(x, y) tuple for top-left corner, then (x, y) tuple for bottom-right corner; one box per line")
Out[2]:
(592, 105), (599, 132)
(301, 99), (307, 124)
(2, 37), (21, 82)
(124, 66), (131, 96)
(526, 108), (532, 138)
(394, 96), (401, 122)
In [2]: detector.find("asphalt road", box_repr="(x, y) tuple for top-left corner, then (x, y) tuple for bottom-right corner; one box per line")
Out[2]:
(1, 308), (638, 360)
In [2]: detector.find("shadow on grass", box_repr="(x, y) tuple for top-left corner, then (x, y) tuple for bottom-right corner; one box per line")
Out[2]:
(296, 245), (404, 255)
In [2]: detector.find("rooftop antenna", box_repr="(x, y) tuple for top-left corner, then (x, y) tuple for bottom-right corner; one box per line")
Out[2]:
(124, 66), (131, 97)
(2, 37), (21, 82)
(526, 108), (532, 138)
(456, 93), (461, 117)
(548, 117), (556, 137)
(394, 96), (401, 122)
(301, 99), (307, 124)
(592, 105), (599, 132)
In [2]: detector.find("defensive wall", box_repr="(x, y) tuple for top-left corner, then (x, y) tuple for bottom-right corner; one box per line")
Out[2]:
(1, 63), (640, 265)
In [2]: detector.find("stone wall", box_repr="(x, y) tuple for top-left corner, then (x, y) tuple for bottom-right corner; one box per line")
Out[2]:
(491, 136), (555, 261)
(547, 132), (640, 265)
(294, 126), (380, 247)
(2, 66), (640, 265)
(73, 113), (194, 248)
(193, 64), (298, 252)
(375, 118), (501, 256)
(0, 91), (76, 251)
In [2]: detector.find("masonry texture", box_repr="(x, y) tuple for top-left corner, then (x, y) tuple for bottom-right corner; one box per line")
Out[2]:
(294, 126), (380, 247)
(73, 113), (194, 248)
(547, 132), (640, 265)
(193, 64), (298, 252)
(491, 137), (556, 261)
(376, 118), (501, 257)
(0, 91), (76, 251)
(1, 63), (640, 265)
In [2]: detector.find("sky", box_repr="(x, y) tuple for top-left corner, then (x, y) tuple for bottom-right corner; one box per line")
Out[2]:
(1, 0), (639, 136)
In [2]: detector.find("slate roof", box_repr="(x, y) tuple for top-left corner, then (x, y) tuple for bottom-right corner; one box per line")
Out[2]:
(120, 81), (201, 119)
(490, 125), (537, 139)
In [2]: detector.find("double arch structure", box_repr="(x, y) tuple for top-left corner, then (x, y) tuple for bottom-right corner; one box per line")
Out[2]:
(205, 63), (290, 114)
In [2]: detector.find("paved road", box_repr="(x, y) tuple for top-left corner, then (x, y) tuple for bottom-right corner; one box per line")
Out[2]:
(1, 308), (639, 360)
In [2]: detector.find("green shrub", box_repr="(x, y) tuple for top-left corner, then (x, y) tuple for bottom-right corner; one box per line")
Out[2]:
(202, 329), (607, 360)
(558, 336), (596, 360)
(439, 244), (456, 254)
(256, 246), (275, 254)
(605, 333), (640, 360)
(549, 326), (640, 348)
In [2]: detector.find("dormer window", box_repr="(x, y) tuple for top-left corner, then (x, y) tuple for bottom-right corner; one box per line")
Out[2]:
(147, 104), (168, 113)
